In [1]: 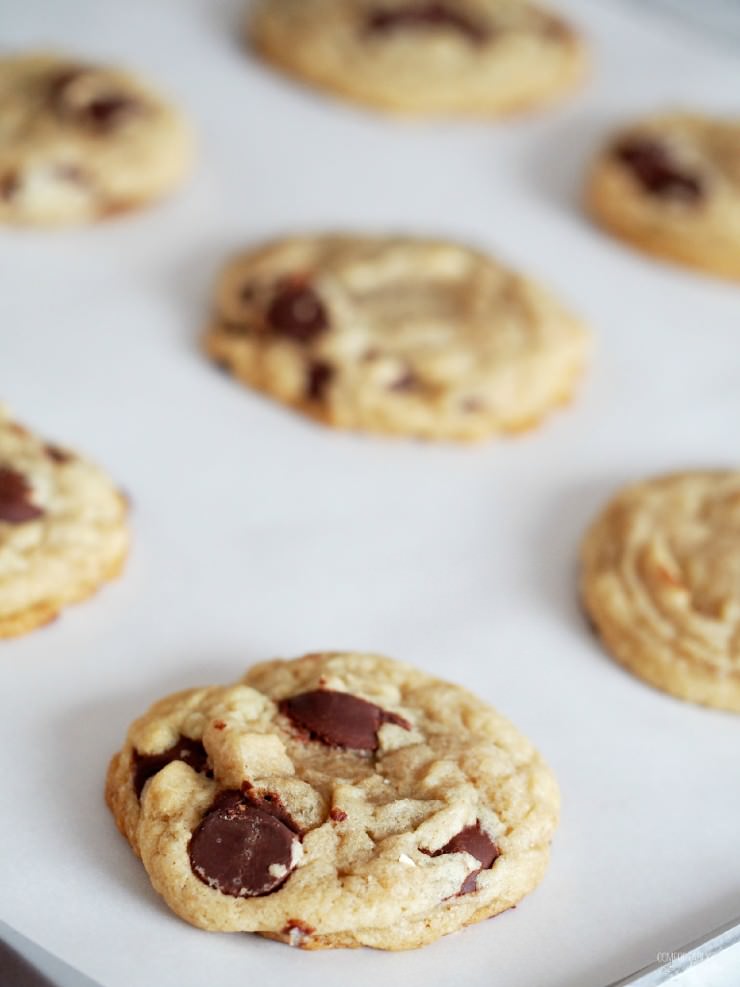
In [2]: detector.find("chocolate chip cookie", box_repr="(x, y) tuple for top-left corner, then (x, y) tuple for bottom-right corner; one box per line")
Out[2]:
(203, 235), (590, 441)
(106, 651), (559, 949)
(586, 113), (740, 279)
(0, 407), (129, 637)
(249, 0), (585, 117)
(0, 53), (193, 225)
(581, 471), (740, 712)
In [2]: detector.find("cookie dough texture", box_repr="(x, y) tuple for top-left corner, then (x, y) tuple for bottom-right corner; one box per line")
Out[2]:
(0, 407), (129, 637)
(204, 235), (590, 441)
(0, 53), (193, 225)
(581, 471), (740, 712)
(586, 112), (740, 280)
(249, 0), (585, 117)
(106, 651), (560, 950)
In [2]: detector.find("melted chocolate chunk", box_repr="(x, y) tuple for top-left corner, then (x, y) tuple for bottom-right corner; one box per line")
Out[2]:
(133, 736), (208, 798)
(366, 3), (489, 45)
(428, 823), (500, 895)
(0, 467), (44, 524)
(279, 689), (411, 751)
(189, 790), (297, 898)
(614, 138), (704, 202)
(305, 360), (334, 402)
(267, 282), (328, 343)
(85, 95), (138, 129)
(49, 69), (140, 132)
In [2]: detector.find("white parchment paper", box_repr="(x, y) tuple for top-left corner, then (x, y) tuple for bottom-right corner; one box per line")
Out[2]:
(1, 2), (739, 985)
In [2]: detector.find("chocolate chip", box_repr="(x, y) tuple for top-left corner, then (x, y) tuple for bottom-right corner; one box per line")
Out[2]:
(49, 69), (140, 132)
(0, 467), (44, 524)
(44, 444), (71, 464)
(613, 138), (704, 202)
(329, 807), (348, 822)
(0, 171), (20, 202)
(189, 790), (298, 898)
(86, 95), (138, 129)
(305, 360), (334, 402)
(133, 736), (208, 798)
(279, 690), (411, 751)
(426, 823), (499, 895)
(267, 282), (328, 343)
(366, 3), (490, 45)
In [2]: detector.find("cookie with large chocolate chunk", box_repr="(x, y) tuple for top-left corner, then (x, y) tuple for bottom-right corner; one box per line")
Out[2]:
(0, 53), (193, 225)
(586, 112), (740, 280)
(249, 0), (585, 117)
(106, 651), (559, 949)
(0, 406), (129, 637)
(203, 234), (590, 442)
(581, 471), (740, 712)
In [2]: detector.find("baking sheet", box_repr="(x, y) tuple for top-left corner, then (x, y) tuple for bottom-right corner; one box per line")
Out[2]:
(1, 1), (739, 985)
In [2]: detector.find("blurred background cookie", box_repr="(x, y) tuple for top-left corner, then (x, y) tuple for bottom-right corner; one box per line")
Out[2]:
(586, 112), (740, 280)
(581, 470), (740, 712)
(249, 0), (585, 117)
(0, 53), (193, 225)
(0, 407), (129, 637)
(204, 234), (590, 441)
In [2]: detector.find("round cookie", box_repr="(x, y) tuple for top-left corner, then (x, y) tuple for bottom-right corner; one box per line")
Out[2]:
(581, 471), (740, 712)
(586, 112), (740, 280)
(0, 407), (129, 637)
(106, 651), (560, 950)
(0, 53), (193, 225)
(203, 235), (590, 441)
(249, 0), (585, 118)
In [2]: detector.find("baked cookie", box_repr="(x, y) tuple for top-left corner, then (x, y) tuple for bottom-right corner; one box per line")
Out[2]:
(0, 53), (193, 225)
(249, 0), (585, 117)
(106, 651), (559, 950)
(0, 407), (129, 637)
(586, 113), (740, 280)
(203, 235), (589, 441)
(581, 471), (740, 712)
